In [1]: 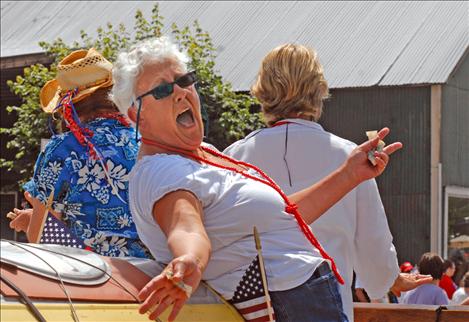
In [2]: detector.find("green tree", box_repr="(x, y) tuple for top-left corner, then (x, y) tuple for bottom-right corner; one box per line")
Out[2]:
(0, 3), (262, 190)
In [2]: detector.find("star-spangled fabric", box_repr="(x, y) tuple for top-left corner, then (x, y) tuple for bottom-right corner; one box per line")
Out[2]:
(40, 213), (86, 249)
(230, 256), (276, 322)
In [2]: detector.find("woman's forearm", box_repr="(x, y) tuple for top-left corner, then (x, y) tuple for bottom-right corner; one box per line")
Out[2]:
(154, 190), (212, 272)
(26, 205), (47, 243)
(167, 229), (211, 272)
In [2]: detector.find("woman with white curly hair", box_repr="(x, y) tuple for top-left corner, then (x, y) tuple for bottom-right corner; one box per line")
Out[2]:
(110, 36), (403, 322)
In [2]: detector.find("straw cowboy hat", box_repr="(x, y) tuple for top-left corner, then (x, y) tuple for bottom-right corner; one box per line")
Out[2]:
(40, 48), (113, 113)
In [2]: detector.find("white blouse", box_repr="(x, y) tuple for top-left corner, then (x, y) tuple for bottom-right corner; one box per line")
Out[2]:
(129, 153), (324, 299)
(224, 119), (400, 320)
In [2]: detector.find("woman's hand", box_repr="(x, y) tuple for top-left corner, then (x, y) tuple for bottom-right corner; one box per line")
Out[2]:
(138, 190), (211, 321)
(10, 191), (51, 242)
(290, 127), (402, 224)
(8, 208), (33, 232)
(7, 191), (41, 234)
(390, 273), (433, 297)
(138, 254), (203, 321)
(343, 128), (402, 185)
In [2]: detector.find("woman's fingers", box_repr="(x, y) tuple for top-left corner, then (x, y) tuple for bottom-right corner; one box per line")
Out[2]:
(139, 286), (165, 314)
(413, 274), (433, 286)
(9, 218), (20, 231)
(147, 299), (172, 321)
(168, 299), (186, 322)
(9, 211), (31, 232)
(138, 268), (190, 318)
(383, 142), (403, 156)
(24, 191), (34, 204)
(145, 288), (187, 320)
(138, 257), (201, 321)
(373, 152), (389, 170)
(138, 275), (167, 303)
(377, 127), (390, 140)
(360, 127), (400, 153)
(358, 135), (381, 152)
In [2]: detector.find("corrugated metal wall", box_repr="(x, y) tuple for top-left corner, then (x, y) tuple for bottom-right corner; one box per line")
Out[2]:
(442, 52), (469, 187)
(2, 1), (467, 89)
(319, 86), (432, 264)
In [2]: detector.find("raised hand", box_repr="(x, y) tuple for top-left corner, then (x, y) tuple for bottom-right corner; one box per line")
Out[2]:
(138, 254), (203, 321)
(344, 128), (403, 185)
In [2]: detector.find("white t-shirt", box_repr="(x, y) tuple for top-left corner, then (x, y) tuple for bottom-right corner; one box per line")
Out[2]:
(224, 119), (400, 320)
(129, 153), (323, 299)
(451, 287), (468, 305)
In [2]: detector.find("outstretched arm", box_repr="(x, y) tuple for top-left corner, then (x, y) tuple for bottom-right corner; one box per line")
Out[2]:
(289, 128), (403, 224)
(138, 190), (211, 322)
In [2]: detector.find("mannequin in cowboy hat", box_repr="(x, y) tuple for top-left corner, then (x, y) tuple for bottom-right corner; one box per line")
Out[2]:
(7, 48), (152, 259)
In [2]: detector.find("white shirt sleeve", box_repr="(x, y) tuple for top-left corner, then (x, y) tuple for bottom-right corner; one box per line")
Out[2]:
(353, 178), (400, 299)
(131, 154), (217, 223)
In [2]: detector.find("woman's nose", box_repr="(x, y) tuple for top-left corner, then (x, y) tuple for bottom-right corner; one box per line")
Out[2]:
(173, 84), (188, 102)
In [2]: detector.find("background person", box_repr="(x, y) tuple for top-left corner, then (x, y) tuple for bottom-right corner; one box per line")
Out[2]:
(400, 261), (414, 274)
(7, 48), (151, 259)
(401, 253), (449, 305)
(439, 259), (457, 299)
(451, 271), (469, 305)
(223, 43), (402, 320)
(109, 36), (407, 322)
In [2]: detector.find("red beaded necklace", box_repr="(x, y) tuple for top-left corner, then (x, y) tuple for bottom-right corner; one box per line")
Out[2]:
(140, 137), (344, 284)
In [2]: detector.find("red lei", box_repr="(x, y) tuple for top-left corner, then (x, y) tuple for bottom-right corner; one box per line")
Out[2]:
(61, 91), (130, 160)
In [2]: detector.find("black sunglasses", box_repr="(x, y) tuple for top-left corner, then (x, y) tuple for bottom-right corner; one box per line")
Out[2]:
(136, 71), (197, 101)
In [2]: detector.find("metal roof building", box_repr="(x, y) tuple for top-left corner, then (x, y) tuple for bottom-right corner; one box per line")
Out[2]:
(1, 1), (468, 89)
(1, 1), (468, 266)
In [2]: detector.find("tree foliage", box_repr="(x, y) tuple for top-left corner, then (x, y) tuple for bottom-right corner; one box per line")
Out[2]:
(1, 3), (262, 190)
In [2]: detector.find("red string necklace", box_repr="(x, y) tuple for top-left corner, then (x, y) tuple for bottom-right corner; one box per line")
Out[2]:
(271, 120), (292, 127)
(140, 137), (344, 284)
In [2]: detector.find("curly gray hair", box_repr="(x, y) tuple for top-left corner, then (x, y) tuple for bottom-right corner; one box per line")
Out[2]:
(109, 37), (189, 115)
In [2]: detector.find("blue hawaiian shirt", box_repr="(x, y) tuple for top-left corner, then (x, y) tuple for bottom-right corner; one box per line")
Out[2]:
(24, 118), (152, 259)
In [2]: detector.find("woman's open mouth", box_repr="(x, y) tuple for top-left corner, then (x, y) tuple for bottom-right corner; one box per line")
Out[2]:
(176, 108), (195, 128)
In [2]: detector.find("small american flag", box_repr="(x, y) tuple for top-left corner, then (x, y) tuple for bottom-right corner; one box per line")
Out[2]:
(230, 256), (276, 322)
(39, 213), (86, 249)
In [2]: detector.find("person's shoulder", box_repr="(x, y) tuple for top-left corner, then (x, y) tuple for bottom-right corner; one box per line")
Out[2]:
(223, 129), (263, 155)
(42, 132), (79, 156)
(133, 154), (196, 179)
(290, 120), (358, 151)
(139, 153), (191, 166)
(323, 130), (357, 151)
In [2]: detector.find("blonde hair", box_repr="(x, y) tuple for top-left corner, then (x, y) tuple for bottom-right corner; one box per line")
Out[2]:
(251, 44), (329, 126)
